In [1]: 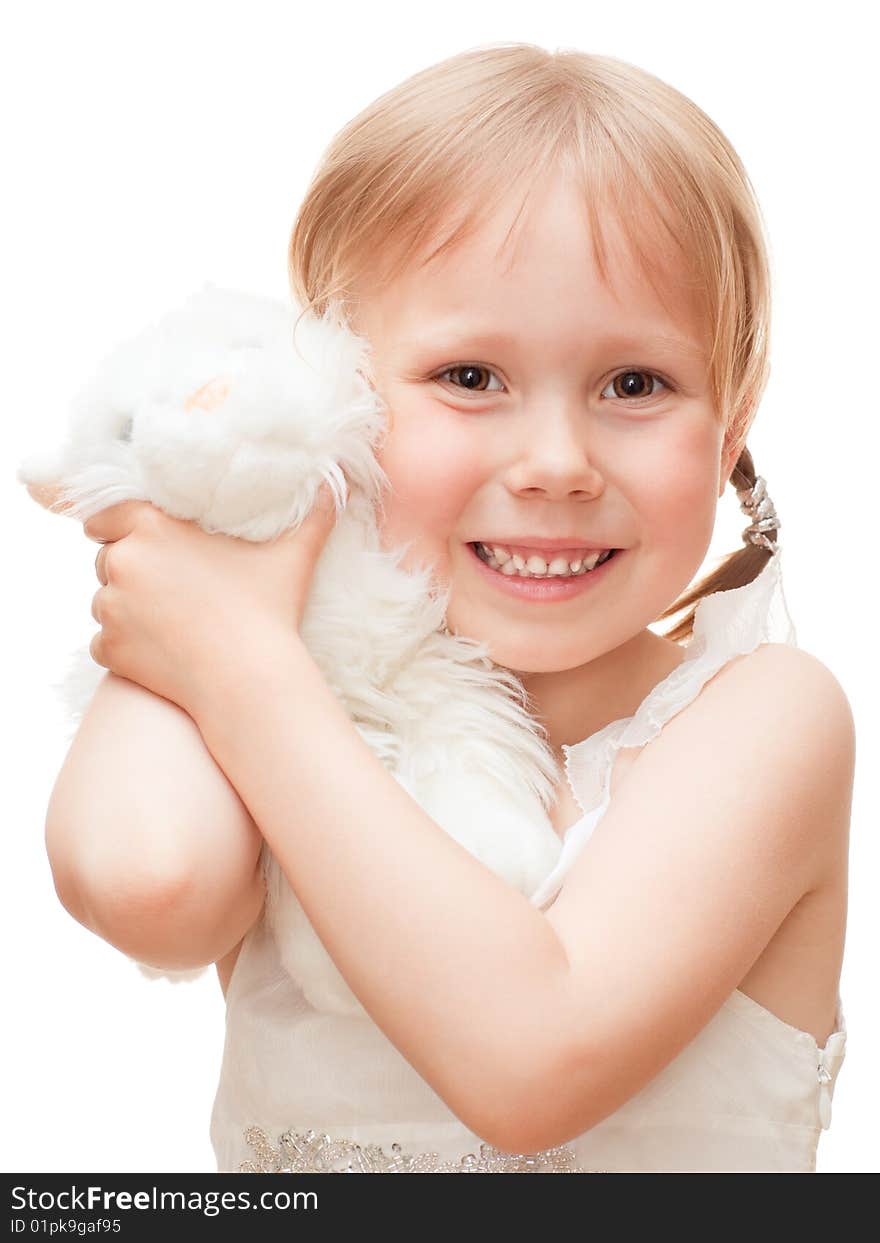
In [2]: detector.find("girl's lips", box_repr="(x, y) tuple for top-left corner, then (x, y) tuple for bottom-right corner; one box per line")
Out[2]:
(465, 540), (624, 601)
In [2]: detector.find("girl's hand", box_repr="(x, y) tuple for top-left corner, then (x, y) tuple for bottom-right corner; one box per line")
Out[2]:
(82, 487), (338, 720)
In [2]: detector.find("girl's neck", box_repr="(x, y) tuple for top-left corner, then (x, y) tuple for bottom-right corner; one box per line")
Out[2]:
(518, 630), (686, 758)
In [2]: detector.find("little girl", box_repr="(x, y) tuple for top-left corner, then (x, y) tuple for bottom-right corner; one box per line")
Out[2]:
(41, 44), (853, 1174)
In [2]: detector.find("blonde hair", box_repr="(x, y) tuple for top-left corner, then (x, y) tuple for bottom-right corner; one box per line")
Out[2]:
(288, 42), (775, 643)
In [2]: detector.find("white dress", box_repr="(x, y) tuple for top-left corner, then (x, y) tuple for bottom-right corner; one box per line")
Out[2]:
(210, 552), (847, 1173)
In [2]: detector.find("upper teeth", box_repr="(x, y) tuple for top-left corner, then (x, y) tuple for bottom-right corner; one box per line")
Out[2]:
(475, 543), (612, 577)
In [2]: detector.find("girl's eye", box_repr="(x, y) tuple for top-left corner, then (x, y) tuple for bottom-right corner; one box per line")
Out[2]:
(602, 370), (670, 402)
(432, 364), (672, 403)
(433, 364), (504, 395)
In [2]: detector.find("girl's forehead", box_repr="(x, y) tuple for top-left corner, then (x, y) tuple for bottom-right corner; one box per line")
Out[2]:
(388, 163), (695, 300)
(344, 158), (712, 369)
(363, 192), (706, 358)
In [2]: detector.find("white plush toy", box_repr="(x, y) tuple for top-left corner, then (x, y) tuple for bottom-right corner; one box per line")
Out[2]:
(17, 284), (565, 1013)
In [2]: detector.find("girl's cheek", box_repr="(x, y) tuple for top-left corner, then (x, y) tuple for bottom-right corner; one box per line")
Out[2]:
(627, 418), (722, 540)
(374, 412), (487, 554)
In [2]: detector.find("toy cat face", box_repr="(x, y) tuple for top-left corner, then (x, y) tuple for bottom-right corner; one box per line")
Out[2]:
(18, 284), (391, 543)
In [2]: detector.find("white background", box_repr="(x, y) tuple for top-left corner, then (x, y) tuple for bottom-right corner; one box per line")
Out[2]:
(3, 0), (877, 1174)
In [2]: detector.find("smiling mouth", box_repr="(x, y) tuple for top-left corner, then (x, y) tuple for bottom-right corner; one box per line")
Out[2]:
(469, 541), (619, 578)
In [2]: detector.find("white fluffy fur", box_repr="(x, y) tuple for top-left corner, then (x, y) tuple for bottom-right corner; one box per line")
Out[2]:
(18, 284), (565, 1012)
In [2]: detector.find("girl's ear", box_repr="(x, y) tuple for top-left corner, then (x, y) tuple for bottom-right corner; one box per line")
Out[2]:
(718, 439), (740, 498)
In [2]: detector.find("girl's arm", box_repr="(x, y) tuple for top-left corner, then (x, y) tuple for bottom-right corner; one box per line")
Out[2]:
(190, 633), (853, 1155)
(27, 479), (265, 970)
(45, 672), (265, 971)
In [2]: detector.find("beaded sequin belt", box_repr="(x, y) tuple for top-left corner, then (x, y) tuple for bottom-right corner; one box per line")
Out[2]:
(238, 1125), (604, 1173)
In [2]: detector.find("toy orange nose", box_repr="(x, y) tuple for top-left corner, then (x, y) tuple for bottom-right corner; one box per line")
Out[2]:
(184, 375), (232, 413)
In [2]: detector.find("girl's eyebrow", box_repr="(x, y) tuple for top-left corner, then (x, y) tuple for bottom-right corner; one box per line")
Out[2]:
(396, 325), (707, 362)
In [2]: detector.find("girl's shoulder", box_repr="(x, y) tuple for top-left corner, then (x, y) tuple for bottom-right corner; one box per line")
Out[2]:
(579, 639), (854, 846)
(668, 639), (855, 839)
(722, 637), (848, 687)
(719, 641), (855, 765)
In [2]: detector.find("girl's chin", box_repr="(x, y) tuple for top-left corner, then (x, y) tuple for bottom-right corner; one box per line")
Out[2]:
(442, 614), (586, 674)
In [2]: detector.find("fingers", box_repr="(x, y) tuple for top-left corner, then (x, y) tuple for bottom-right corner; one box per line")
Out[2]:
(82, 500), (156, 544)
(95, 543), (109, 586)
(25, 481), (77, 515)
(24, 481), (152, 545)
(284, 480), (338, 542)
(89, 630), (106, 669)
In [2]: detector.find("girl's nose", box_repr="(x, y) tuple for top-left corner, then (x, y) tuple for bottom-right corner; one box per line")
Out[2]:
(504, 406), (605, 500)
